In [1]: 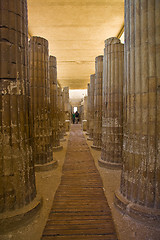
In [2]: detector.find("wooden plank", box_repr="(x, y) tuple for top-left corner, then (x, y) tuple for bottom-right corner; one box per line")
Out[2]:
(44, 223), (115, 231)
(48, 213), (112, 221)
(41, 125), (117, 240)
(46, 219), (112, 225)
(42, 235), (117, 240)
(43, 228), (116, 236)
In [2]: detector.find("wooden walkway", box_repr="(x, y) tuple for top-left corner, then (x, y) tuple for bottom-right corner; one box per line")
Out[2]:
(41, 124), (118, 240)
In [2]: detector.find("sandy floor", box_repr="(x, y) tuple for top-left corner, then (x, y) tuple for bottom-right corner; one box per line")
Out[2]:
(1, 127), (160, 240)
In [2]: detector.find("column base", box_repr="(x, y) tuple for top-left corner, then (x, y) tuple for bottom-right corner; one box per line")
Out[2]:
(87, 137), (93, 141)
(98, 158), (122, 170)
(114, 190), (160, 227)
(60, 138), (66, 142)
(91, 145), (101, 151)
(35, 158), (58, 172)
(53, 145), (63, 152)
(82, 120), (87, 131)
(0, 195), (42, 234)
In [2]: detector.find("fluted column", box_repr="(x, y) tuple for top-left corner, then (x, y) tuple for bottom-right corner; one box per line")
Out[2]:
(62, 90), (67, 136)
(82, 96), (88, 131)
(57, 87), (66, 141)
(99, 38), (124, 169)
(0, 0), (40, 231)
(49, 56), (62, 151)
(83, 96), (88, 121)
(81, 104), (84, 122)
(92, 56), (103, 150)
(86, 84), (90, 135)
(29, 37), (57, 171)
(87, 74), (95, 141)
(63, 87), (70, 132)
(115, 0), (160, 224)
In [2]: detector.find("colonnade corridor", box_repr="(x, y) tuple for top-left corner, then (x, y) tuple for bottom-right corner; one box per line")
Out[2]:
(41, 124), (117, 240)
(1, 123), (160, 240)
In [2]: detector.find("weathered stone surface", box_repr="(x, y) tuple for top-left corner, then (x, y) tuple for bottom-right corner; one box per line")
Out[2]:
(115, 0), (160, 225)
(88, 74), (95, 140)
(83, 96), (88, 121)
(86, 84), (90, 135)
(82, 96), (87, 131)
(0, 0), (40, 229)
(92, 55), (103, 150)
(49, 56), (62, 151)
(99, 37), (124, 168)
(63, 87), (70, 117)
(29, 37), (55, 170)
(63, 87), (71, 131)
(57, 87), (66, 140)
(79, 103), (84, 123)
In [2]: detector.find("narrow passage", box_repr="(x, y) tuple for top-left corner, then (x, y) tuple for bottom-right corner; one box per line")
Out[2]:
(41, 124), (117, 240)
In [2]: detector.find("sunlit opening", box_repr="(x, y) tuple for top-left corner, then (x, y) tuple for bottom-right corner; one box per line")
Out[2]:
(73, 107), (77, 113)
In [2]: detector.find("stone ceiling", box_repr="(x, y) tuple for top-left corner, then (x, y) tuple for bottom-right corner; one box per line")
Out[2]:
(28, 0), (124, 90)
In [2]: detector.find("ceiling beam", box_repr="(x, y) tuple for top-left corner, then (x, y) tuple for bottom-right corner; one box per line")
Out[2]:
(117, 24), (124, 39)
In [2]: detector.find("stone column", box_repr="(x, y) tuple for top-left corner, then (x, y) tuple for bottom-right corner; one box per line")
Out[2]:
(86, 84), (90, 135)
(87, 74), (95, 141)
(115, 0), (160, 225)
(57, 87), (66, 141)
(83, 96), (88, 120)
(92, 56), (103, 150)
(29, 37), (57, 171)
(49, 56), (62, 151)
(99, 38), (124, 169)
(63, 87), (70, 132)
(80, 103), (84, 122)
(82, 96), (88, 131)
(0, 0), (41, 231)
(62, 90), (67, 136)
